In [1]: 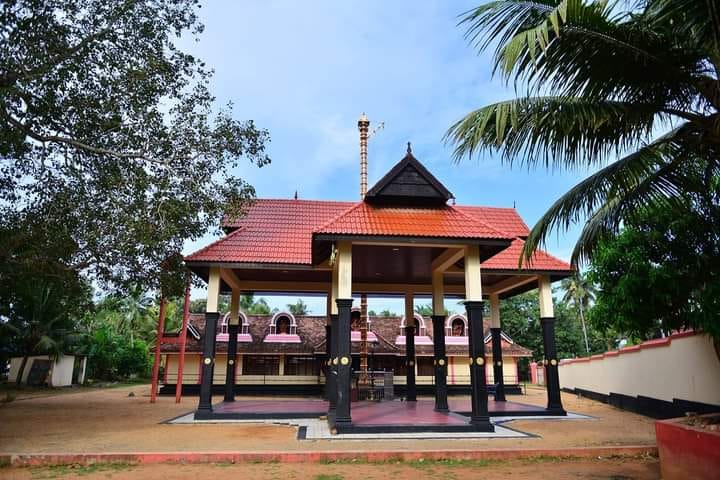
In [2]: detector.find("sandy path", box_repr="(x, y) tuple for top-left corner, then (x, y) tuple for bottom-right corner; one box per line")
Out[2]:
(0, 385), (656, 453)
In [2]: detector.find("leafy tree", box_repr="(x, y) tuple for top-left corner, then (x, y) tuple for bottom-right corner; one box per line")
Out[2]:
(82, 325), (151, 381)
(448, 0), (720, 265)
(189, 296), (229, 314)
(287, 299), (309, 316)
(588, 201), (720, 344)
(499, 291), (609, 366)
(561, 273), (597, 353)
(0, 218), (90, 385)
(379, 309), (396, 317)
(241, 294), (272, 315)
(1, 0), (270, 296)
(248, 298), (272, 315)
(414, 304), (433, 316)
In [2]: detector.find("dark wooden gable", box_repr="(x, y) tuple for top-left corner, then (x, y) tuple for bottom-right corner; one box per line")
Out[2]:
(364, 150), (453, 206)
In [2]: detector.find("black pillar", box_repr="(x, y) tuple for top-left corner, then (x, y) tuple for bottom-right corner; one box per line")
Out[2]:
(223, 323), (239, 402)
(431, 315), (448, 411)
(541, 317), (566, 415)
(324, 323), (332, 401)
(328, 314), (338, 417)
(404, 325), (417, 402)
(465, 301), (493, 431)
(196, 312), (219, 417)
(334, 299), (353, 426)
(490, 327), (506, 402)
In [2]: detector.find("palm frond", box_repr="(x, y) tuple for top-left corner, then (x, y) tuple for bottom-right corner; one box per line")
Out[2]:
(446, 96), (664, 169)
(520, 125), (696, 265)
(460, 0), (706, 110)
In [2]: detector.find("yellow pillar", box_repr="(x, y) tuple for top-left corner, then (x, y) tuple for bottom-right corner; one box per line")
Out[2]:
(206, 267), (221, 313)
(489, 293), (500, 329)
(538, 275), (554, 317)
(464, 245), (482, 301)
(229, 289), (240, 325)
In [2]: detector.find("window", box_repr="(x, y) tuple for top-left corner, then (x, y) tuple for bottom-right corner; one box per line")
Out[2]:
(451, 318), (465, 336)
(417, 357), (434, 376)
(277, 316), (291, 334)
(446, 315), (468, 337)
(399, 314), (426, 336)
(269, 312), (297, 335)
(284, 356), (319, 376)
(243, 356), (279, 375)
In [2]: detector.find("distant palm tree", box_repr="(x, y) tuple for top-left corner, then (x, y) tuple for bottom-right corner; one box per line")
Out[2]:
(447, 0), (720, 265)
(287, 299), (309, 316)
(117, 287), (153, 347)
(561, 274), (597, 353)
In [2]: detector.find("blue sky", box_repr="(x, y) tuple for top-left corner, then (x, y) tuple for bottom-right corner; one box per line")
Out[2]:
(181, 1), (591, 314)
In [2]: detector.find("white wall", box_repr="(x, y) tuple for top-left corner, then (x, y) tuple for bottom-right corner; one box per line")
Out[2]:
(8, 355), (82, 387)
(559, 333), (720, 405)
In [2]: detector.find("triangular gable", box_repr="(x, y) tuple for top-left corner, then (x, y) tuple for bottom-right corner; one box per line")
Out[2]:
(365, 149), (453, 205)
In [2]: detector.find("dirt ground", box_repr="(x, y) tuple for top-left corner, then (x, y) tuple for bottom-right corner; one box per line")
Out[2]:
(0, 456), (661, 480)
(0, 384), (657, 453)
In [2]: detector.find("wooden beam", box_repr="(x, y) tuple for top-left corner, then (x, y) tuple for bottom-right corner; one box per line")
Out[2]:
(223, 280), (466, 295)
(464, 245), (483, 301)
(486, 275), (538, 295)
(431, 248), (465, 273)
(220, 268), (242, 292)
(538, 275), (554, 317)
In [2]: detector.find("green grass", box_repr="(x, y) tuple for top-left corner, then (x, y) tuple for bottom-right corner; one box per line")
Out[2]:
(29, 462), (136, 479)
(314, 475), (344, 480)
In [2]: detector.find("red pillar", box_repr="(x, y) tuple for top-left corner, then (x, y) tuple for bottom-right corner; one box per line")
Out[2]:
(175, 283), (191, 403)
(150, 296), (167, 403)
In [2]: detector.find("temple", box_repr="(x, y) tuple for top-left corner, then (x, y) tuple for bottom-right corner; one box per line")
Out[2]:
(171, 116), (573, 433)
(160, 311), (533, 396)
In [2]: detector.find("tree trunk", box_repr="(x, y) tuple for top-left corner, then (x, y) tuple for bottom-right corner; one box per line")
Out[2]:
(15, 355), (29, 387)
(579, 304), (590, 353)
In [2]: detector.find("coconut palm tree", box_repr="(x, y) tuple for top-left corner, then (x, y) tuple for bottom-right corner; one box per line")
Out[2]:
(561, 273), (597, 352)
(447, 0), (720, 265)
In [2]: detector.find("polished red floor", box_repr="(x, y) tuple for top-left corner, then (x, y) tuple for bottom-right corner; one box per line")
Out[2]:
(214, 399), (328, 414)
(212, 398), (546, 424)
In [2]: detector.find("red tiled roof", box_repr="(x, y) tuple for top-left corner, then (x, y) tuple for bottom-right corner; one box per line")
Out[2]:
(187, 199), (351, 264)
(185, 198), (570, 272)
(314, 202), (508, 239)
(482, 238), (571, 271)
(456, 206), (529, 238)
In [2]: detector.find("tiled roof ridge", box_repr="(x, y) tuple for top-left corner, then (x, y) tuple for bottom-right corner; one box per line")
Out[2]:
(314, 202), (513, 240)
(312, 201), (364, 233)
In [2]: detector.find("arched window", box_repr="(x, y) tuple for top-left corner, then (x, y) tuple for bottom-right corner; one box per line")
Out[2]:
(445, 314), (468, 337)
(218, 312), (252, 342)
(265, 311), (301, 343)
(444, 314), (469, 345)
(399, 313), (426, 336)
(396, 313), (433, 345)
(269, 312), (297, 335)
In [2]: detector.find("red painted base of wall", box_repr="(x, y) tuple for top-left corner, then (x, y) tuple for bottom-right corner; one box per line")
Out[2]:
(656, 415), (720, 480)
